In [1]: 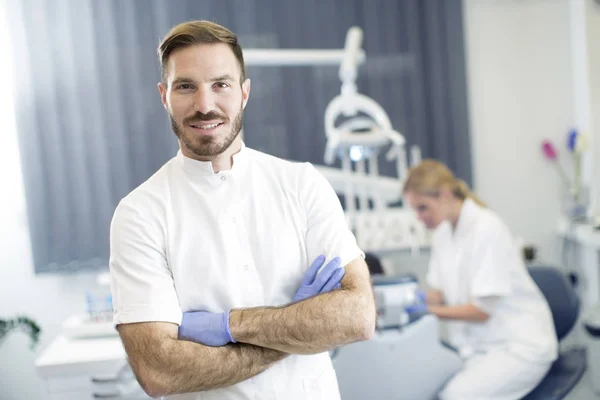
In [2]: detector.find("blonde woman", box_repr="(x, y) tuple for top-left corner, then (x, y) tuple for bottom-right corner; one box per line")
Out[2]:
(403, 160), (558, 400)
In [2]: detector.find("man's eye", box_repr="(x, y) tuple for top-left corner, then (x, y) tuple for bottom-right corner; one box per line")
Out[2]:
(215, 82), (230, 89)
(178, 84), (193, 90)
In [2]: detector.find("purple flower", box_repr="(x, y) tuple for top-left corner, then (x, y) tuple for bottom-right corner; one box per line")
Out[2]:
(568, 129), (578, 152)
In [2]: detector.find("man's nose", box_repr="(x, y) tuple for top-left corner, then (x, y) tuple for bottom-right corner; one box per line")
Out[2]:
(193, 88), (216, 115)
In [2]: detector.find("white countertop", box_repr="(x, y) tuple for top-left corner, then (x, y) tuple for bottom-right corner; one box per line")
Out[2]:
(557, 218), (600, 249)
(35, 334), (126, 378)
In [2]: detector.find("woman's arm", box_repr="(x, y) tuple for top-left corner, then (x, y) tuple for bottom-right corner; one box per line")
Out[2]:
(425, 289), (445, 306)
(428, 304), (490, 322)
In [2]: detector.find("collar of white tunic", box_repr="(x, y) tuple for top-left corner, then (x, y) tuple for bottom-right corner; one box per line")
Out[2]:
(452, 197), (480, 238)
(176, 141), (250, 180)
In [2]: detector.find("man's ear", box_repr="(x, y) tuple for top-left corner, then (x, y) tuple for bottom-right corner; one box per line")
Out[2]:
(241, 79), (251, 109)
(157, 82), (168, 109)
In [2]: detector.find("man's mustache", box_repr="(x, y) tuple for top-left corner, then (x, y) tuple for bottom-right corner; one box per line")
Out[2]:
(184, 112), (228, 125)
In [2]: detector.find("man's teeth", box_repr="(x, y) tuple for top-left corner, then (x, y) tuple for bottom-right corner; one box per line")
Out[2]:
(193, 123), (220, 129)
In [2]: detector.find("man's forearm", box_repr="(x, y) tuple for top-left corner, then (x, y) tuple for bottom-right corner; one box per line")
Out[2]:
(229, 287), (376, 355)
(428, 303), (489, 322)
(119, 325), (287, 397)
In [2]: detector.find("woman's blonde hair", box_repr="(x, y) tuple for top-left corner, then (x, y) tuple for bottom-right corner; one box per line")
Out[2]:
(403, 159), (486, 207)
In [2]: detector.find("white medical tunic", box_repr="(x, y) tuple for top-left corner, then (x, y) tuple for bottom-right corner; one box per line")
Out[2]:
(109, 143), (363, 400)
(426, 199), (558, 363)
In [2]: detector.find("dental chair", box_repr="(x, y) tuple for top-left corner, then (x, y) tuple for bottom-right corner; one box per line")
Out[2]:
(332, 275), (462, 400)
(522, 265), (587, 400)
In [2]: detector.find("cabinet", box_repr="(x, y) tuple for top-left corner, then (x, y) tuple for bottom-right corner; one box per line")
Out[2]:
(35, 335), (150, 399)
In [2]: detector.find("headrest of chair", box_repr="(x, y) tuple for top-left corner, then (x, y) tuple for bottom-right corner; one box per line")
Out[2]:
(371, 274), (418, 286)
(365, 252), (385, 275)
(528, 266), (580, 340)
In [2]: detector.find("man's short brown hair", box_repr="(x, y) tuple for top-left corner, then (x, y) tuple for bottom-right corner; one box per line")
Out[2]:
(158, 20), (246, 85)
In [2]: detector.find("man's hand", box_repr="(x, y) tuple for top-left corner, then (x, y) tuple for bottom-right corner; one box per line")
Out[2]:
(292, 255), (344, 302)
(228, 256), (376, 355)
(178, 255), (344, 347)
(178, 311), (236, 346)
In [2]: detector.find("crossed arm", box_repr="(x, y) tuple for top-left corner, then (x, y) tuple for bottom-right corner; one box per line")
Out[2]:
(229, 256), (375, 354)
(117, 256), (376, 397)
(117, 322), (287, 397)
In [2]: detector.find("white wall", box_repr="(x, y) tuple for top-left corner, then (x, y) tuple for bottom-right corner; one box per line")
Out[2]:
(587, 0), (600, 215)
(0, 215), (99, 400)
(464, 0), (574, 264)
(0, 5), (100, 399)
(0, 128), (100, 399)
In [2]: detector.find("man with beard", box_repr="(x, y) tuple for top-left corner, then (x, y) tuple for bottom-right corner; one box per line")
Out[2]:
(108, 20), (376, 400)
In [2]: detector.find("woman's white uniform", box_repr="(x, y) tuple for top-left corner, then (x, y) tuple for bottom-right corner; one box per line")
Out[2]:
(428, 199), (558, 400)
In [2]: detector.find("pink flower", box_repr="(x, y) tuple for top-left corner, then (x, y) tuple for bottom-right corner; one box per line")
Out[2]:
(542, 140), (558, 160)
(541, 139), (570, 188)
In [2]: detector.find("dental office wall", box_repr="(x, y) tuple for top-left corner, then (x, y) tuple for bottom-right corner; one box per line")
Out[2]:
(0, 2), (579, 400)
(464, 0), (574, 265)
(0, 5), (118, 399)
(584, 0), (600, 215)
(7, 0), (470, 276)
(0, 13), (96, 400)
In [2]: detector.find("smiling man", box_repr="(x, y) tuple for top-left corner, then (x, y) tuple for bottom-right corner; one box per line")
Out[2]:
(108, 20), (376, 400)
(161, 41), (247, 170)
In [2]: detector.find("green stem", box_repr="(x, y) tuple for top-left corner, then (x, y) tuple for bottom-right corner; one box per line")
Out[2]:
(574, 153), (581, 201)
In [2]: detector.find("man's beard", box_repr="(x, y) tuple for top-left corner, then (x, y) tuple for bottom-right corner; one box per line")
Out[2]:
(170, 105), (244, 158)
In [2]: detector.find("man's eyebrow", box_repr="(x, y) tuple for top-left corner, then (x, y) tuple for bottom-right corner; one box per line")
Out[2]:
(209, 74), (236, 83)
(171, 77), (196, 86)
(171, 75), (236, 86)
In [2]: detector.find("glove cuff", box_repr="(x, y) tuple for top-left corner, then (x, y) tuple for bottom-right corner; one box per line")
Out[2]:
(225, 310), (236, 343)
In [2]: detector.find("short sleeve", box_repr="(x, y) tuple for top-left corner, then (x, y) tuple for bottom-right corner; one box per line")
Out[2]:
(472, 296), (501, 314)
(300, 163), (364, 267)
(469, 226), (512, 299)
(109, 198), (182, 327)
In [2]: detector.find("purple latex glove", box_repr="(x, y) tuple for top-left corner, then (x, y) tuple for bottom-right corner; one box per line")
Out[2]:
(415, 289), (427, 303)
(178, 310), (236, 346)
(293, 255), (344, 302)
(405, 289), (428, 315)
